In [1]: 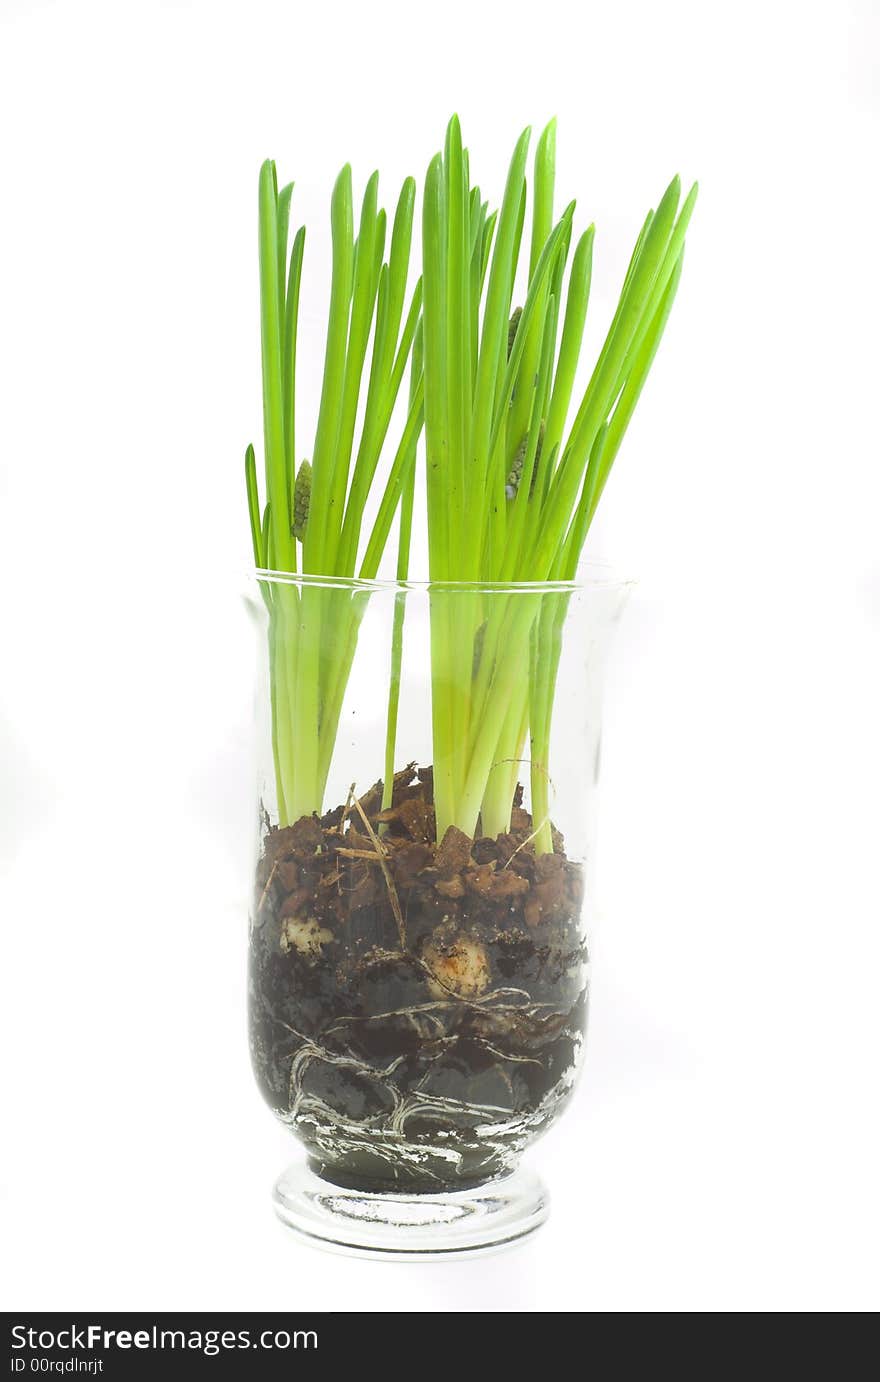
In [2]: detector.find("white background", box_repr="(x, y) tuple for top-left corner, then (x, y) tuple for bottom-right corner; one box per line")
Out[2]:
(1, 0), (878, 1312)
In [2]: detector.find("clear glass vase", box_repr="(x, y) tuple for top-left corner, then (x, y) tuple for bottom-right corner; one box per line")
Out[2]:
(246, 571), (629, 1258)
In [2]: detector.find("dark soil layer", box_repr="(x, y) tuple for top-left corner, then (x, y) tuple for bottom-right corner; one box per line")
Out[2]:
(249, 764), (587, 1191)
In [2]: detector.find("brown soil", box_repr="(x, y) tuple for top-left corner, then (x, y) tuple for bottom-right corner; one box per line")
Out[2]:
(249, 764), (587, 1191)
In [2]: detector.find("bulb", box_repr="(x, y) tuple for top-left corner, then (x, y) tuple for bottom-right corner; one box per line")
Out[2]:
(422, 929), (491, 999)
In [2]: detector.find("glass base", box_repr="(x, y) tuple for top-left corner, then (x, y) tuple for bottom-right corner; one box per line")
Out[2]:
(272, 1162), (549, 1260)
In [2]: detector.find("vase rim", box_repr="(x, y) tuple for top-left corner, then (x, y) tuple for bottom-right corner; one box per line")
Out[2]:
(251, 562), (634, 595)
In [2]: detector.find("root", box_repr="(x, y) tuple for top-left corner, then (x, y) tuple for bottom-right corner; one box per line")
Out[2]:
(255, 858), (280, 917)
(351, 790), (406, 948)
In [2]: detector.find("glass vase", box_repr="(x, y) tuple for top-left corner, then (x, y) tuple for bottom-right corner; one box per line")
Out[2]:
(246, 571), (629, 1258)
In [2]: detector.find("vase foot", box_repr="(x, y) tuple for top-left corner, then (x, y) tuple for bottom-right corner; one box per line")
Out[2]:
(272, 1163), (549, 1260)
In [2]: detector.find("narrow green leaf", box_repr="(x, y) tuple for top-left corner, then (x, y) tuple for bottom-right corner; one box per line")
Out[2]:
(359, 379), (426, 579)
(245, 444), (263, 566)
(306, 163), (354, 571)
(542, 225), (593, 480)
(276, 181), (293, 324)
(530, 118), (556, 279)
(282, 225), (305, 502)
(258, 159), (292, 570)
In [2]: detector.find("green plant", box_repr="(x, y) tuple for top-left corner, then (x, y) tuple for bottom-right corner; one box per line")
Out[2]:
(245, 120), (696, 845)
(244, 160), (424, 823)
(419, 117), (695, 846)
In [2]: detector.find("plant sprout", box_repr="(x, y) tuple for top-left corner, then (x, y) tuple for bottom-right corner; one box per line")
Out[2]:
(245, 119), (696, 849)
